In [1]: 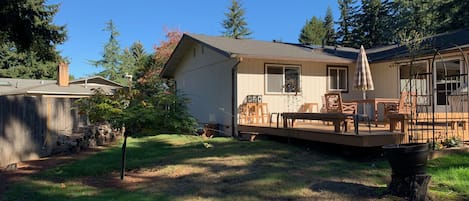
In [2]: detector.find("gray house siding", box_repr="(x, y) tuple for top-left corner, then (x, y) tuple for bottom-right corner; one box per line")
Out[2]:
(0, 95), (85, 167)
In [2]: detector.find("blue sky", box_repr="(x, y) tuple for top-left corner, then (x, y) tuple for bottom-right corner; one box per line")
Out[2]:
(48, 0), (340, 78)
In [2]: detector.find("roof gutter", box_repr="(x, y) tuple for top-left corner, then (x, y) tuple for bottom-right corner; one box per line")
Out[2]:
(231, 56), (242, 137)
(231, 54), (354, 64)
(25, 91), (96, 96)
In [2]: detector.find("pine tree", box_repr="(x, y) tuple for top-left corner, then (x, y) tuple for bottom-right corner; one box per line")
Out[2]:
(324, 7), (336, 46)
(0, 43), (59, 79)
(299, 17), (326, 45)
(120, 41), (146, 80)
(0, 0), (66, 61)
(0, 0), (66, 79)
(391, 0), (437, 39)
(355, 0), (392, 48)
(336, 0), (359, 47)
(221, 0), (252, 39)
(90, 20), (126, 84)
(435, 0), (469, 33)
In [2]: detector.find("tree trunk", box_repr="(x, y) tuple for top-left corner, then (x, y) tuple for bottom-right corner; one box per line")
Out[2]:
(387, 174), (431, 201)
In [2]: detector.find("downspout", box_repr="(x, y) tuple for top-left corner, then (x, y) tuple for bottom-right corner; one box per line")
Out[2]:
(231, 57), (242, 137)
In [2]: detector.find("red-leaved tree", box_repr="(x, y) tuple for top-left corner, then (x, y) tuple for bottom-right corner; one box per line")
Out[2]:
(138, 28), (182, 84)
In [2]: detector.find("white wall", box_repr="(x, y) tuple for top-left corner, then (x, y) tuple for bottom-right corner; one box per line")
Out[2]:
(237, 59), (357, 115)
(172, 44), (237, 136)
(368, 62), (400, 98)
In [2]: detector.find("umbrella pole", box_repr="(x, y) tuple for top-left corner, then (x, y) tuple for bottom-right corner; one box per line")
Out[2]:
(362, 91), (367, 115)
(363, 91), (372, 132)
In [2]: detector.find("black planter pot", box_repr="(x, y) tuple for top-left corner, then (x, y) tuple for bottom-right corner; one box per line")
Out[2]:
(382, 143), (429, 176)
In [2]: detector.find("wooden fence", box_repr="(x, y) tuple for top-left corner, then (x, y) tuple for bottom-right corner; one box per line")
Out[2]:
(0, 95), (85, 167)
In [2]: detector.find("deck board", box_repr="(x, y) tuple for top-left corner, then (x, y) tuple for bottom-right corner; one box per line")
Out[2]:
(239, 122), (404, 147)
(238, 120), (469, 147)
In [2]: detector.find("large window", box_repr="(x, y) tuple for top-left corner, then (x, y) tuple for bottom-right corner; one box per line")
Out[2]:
(435, 58), (463, 106)
(265, 64), (301, 94)
(327, 66), (348, 92)
(399, 61), (429, 105)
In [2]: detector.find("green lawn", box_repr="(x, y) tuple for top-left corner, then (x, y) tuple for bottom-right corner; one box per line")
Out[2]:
(2, 134), (468, 201)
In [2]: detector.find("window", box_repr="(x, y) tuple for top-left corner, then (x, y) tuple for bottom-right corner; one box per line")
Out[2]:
(435, 58), (463, 106)
(265, 64), (300, 94)
(327, 66), (348, 92)
(399, 61), (430, 105)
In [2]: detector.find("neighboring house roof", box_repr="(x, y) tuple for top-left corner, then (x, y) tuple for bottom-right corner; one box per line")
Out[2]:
(0, 76), (123, 96)
(162, 28), (469, 77)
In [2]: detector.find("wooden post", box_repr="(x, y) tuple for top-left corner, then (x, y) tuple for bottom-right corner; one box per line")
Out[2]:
(120, 133), (128, 180)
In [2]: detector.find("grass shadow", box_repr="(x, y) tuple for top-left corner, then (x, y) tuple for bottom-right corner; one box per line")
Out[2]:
(4, 134), (393, 201)
(310, 180), (387, 199)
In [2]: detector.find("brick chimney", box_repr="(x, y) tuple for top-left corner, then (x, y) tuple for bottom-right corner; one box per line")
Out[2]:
(58, 62), (69, 87)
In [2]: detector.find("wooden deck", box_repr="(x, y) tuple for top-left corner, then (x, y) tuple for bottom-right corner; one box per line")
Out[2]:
(239, 121), (405, 147)
(239, 118), (469, 147)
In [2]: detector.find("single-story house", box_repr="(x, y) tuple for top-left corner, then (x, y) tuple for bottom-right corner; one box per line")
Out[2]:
(161, 28), (469, 136)
(0, 63), (123, 167)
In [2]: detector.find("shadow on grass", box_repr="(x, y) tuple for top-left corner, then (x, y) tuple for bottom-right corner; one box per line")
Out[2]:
(4, 179), (168, 201)
(310, 180), (387, 199)
(4, 134), (392, 201)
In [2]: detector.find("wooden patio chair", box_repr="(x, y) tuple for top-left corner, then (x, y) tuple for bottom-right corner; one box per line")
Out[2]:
(384, 91), (417, 116)
(238, 104), (250, 124)
(239, 103), (270, 125)
(298, 102), (319, 113)
(384, 91), (417, 127)
(324, 92), (357, 115)
(323, 92), (357, 130)
(293, 102), (319, 125)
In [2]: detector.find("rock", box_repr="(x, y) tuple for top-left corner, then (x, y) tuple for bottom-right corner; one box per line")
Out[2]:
(5, 163), (17, 171)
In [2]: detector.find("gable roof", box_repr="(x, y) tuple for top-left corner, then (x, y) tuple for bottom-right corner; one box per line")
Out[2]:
(162, 28), (469, 77)
(0, 76), (123, 96)
(162, 33), (355, 77)
(188, 34), (356, 62)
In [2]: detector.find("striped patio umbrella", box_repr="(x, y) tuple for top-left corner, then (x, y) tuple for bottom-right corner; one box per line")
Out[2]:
(353, 45), (374, 99)
(354, 45), (374, 117)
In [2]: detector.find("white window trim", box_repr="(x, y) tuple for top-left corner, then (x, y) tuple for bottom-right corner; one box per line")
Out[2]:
(398, 60), (429, 90)
(264, 64), (301, 95)
(398, 60), (430, 105)
(433, 57), (465, 106)
(327, 66), (348, 92)
(433, 57), (464, 83)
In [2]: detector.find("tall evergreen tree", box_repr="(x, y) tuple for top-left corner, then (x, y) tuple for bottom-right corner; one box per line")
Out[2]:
(299, 17), (326, 45)
(390, 0), (437, 39)
(0, 43), (60, 79)
(0, 0), (66, 79)
(355, 0), (392, 48)
(0, 0), (66, 60)
(121, 41), (147, 80)
(221, 0), (252, 39)
(324, 7), (336, 46)
(90, 20), (127, 84)
(434, 0), (469, 33)
(336, 0), (359, 47)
